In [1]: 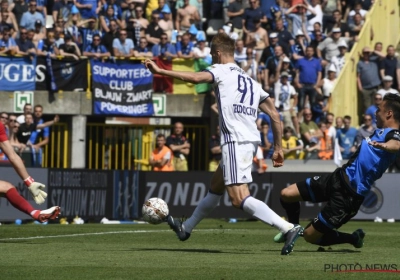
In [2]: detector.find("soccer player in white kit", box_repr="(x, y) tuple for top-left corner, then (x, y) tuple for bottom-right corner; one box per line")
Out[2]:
(144, 32), (303, 255)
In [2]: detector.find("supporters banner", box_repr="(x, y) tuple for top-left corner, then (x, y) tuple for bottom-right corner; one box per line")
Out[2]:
(47, 169), (114, 220)
(0, 56), (36, 91)
(91, 59), (154, 116)
(35, 57), (88, 91)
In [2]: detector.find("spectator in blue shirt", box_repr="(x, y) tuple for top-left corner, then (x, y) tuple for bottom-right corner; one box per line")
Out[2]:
(20, 1), (45, 30)
(83, 33), (110, 58)
(295, 46), (322, 115)
(242, 0), (267, 34)
(53, 0), (74, 22)
(151, 32), (177, 59)
(336, 115), (358, 159)
(80, 17), (102, 51)
(176, 33), (194, 58)
(16, 27), (36, 55)
(74, 0), (101, 19)
(0, 28), (19, 55)
(112, 29), (134, 57)
(365, 93), (383, 125)
(134, 37), (153, 58)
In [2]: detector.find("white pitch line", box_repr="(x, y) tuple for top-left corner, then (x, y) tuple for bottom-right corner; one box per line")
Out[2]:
(0, 229), (232, 241)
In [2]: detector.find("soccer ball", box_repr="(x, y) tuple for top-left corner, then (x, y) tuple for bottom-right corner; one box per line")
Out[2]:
(142, 197), (169, 224)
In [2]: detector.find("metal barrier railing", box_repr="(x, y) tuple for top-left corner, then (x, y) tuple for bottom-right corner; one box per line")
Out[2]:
(86, 124), (209, 171)
(42, 123), (69, 168)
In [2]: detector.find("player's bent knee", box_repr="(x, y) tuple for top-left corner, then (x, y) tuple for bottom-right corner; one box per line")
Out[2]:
(0, 180), (15, 194)
(303, 230), (318, 244)
(231, 198), (242, 209)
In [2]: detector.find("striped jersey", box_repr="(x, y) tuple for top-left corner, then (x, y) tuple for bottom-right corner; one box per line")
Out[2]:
(207, 63), (269, 145)
(343, 128), (400, 196)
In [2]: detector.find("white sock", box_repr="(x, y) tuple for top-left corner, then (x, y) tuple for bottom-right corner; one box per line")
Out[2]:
(183, 191), (222, 233)
(242, 196), (294, 233)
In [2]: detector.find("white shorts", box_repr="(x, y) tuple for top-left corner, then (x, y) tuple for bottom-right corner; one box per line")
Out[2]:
(221, 142), (257, 185)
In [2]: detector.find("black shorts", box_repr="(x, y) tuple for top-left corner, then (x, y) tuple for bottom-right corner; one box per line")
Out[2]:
(296, 168), (365, 233)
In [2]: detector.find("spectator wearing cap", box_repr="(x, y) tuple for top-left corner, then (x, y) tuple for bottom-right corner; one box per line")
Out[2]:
(152, 0), (168, 20)
(291, 29), (308, 60)
(227, 0), (244, 40)
(16, 28), (36, 55)
(242, 0), (267, 38)
(285, 3), (316, 39)
(379, 45), (400, 91)
(151, 32), (177, 59)
(158, 5), (173, 40)
(113, 28), (134, 57)
(65, 6), (83, 45)
(0, 28), (19, 55)
(317, 27), (350, 67)
(33, 19), (46, 44)
(324, 9), (350, 37)
(187, 24), (199, 45)
(193, 34), (210, 59)
(357, 46), (381, 112)
(53, 0), (74, 23)
(244, 18), (269, 61)
(59, 33), (81, 59)
(145, 12), (164, 49)
(133, 37), (153, 58)
(37, 29), (60, 56)
(259, 32), (290, 66)
(273, 18), (294, 48)
(274, 70), (297, 131)
(329, 39), (347, 76)
(318, 63), (337, 101)
(176, 33), (194, 58)
(83, 33), (110, 58)
(73, 0), (101, 20)
(295, 46), (322, 115)
(377, 76), (399, 97)
(20, 1), (45, 30)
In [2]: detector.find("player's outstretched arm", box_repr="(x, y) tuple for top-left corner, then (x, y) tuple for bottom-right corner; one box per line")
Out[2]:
(369, 140), (400, 153)
(259, 98), (284, 167)
(143, 59), (213, 84)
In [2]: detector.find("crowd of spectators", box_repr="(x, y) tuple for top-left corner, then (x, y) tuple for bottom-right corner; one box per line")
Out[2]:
(0, 104), (59, 166)
(0, 0), (399, 170)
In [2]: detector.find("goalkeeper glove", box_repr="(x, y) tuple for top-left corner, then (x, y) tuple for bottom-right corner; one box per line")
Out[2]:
(24, 176), (48, 205)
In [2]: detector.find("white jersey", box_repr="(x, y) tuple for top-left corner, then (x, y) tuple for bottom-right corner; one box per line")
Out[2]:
(208, 63), (269, 145)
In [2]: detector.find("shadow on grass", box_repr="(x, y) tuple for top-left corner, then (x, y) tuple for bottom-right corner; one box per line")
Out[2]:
(262, 248), (361, 254)
(131, 248), (255, 254)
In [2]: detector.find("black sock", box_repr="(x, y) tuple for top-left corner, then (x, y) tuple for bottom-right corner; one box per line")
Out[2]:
(316, 230), (356, 246)
(280, 198), (300, 224)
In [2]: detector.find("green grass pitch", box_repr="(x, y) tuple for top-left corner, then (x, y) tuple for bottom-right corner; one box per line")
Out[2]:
(0, 220), (399, 279)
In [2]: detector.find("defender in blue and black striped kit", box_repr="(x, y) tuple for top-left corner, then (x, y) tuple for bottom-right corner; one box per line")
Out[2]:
(275, 93), (400, 250)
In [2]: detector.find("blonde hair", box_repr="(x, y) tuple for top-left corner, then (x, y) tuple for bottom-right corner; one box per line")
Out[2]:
(210, 33), (235, 56)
